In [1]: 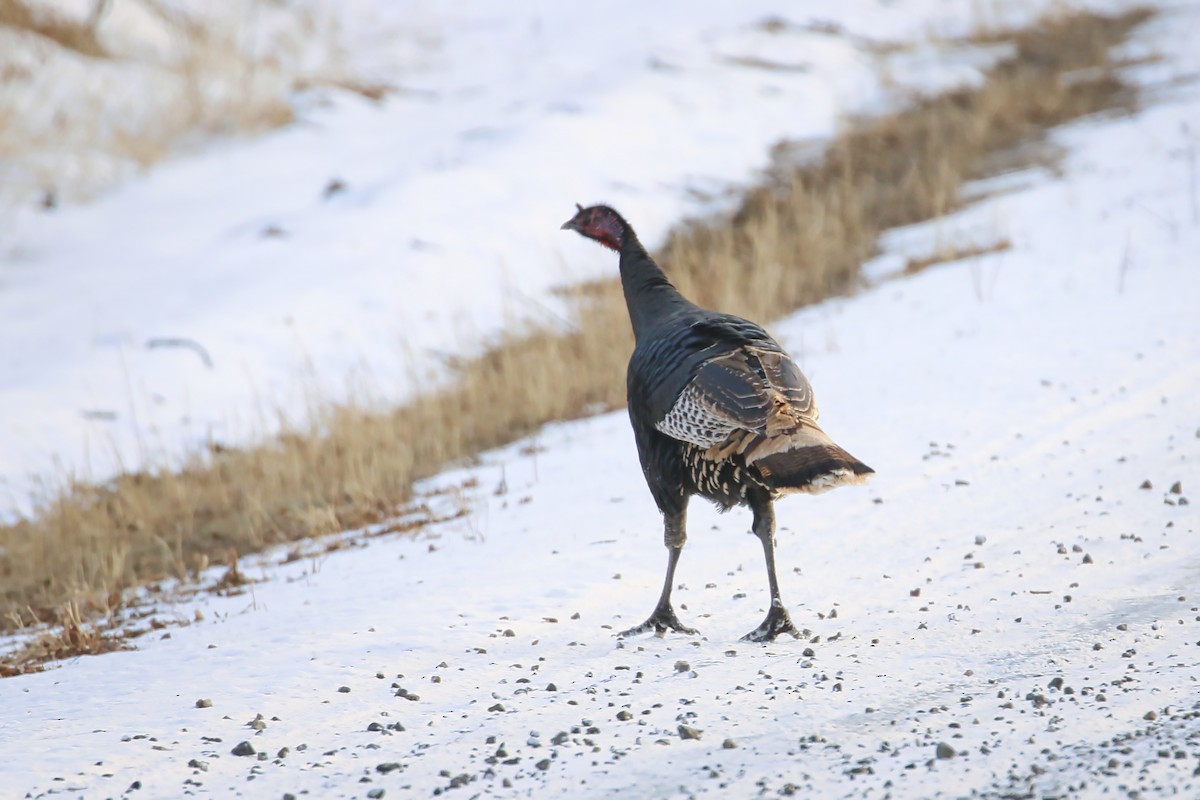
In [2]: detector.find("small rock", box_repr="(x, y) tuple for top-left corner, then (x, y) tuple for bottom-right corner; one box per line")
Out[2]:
(1144, 710), (1158, 721)
(1169, 481), (1182, 494)
(277, 747), (290, 759)
(616, 710), (633, 721)
(194, 698), (212, 709)
(187, 759), (208, 772)
(231, 741), (256, 757)
(674, 660), (690, 673)
(722, 738), (737, 749)
(678, 724), (702, 740)
(535, 758), (551, 771)
(1048, 677), (1064, 690)
(367, 789), (385, 799)
(338, 686), (351, 693)
(1140, 479), (1153, 490)
(377, 762), (403, 774)
(322, 178), (347, 199)
(936, 742), (956, 759)
(488, 703), (506, 712)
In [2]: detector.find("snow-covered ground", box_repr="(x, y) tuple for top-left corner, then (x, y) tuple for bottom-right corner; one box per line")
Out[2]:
(4, 0), (1200, 798)
(1, 0), (1055, 513)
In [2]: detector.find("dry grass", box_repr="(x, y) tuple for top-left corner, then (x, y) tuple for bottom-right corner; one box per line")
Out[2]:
(0, 0), (107, 58)
(0, 7), (1153, 668)
(904, 238), (1014, 276)
(0, 1), (384, 206)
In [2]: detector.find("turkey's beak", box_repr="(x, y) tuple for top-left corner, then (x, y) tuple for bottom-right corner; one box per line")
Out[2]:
(561, 203), (585, 232)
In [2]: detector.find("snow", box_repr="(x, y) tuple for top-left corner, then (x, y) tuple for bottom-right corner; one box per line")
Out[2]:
(1, 0), (1062, 513)
(3, 0), (1200, 797)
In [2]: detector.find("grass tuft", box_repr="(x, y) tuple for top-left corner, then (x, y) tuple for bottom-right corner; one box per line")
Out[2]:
(0, 0), (107, 58)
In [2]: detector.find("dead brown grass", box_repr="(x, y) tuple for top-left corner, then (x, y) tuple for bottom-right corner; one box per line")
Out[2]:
(0, 1), (364, 207)
(0, 7), (1153, 667)
(904, 238), (1014, 276)
(0, 0), (107, 58)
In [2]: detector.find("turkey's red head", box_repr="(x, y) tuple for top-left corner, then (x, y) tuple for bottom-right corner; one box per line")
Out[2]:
(561, 203), (627, 251)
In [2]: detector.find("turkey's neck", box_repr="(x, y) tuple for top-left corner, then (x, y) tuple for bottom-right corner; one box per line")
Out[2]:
(618, 237), (690, 341)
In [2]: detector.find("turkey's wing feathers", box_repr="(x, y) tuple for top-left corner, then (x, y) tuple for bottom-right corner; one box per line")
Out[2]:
(686, 316), (818, 420)
(654, 333), (821, 451)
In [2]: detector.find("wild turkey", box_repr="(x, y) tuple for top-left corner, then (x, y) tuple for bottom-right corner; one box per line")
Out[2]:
(562, 203), (873, 642)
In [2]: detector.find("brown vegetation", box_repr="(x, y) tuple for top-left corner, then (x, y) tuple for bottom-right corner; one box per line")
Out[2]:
(0, 7), (1153, 671)
(0, 0), (107, 57)
(904, 239), (1014, 276)
(0, 0), (384, 206)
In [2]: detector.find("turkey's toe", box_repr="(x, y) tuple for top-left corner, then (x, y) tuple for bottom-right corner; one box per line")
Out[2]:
(741, 603), (801, 643)
(618, 604), (697, 638)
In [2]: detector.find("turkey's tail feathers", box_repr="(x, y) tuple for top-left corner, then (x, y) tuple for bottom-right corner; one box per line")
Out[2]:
(752, 441), (873, 495)
(705, 425), (873, 495)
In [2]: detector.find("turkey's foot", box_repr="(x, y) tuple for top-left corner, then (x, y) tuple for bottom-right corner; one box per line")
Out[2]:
(618, 603), (697, 638)
(741, 601), (801, 642)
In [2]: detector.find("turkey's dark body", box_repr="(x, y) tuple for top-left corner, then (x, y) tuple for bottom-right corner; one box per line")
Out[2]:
(627, 317), (774, 517)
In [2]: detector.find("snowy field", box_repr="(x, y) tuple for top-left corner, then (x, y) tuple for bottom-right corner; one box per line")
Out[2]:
(4, 0), (1200, 798)
(2, 0), (1053, 512)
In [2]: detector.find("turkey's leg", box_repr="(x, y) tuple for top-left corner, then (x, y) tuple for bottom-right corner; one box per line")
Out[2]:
(743, 494), (802, 642)
(619, 509), (697, 637)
